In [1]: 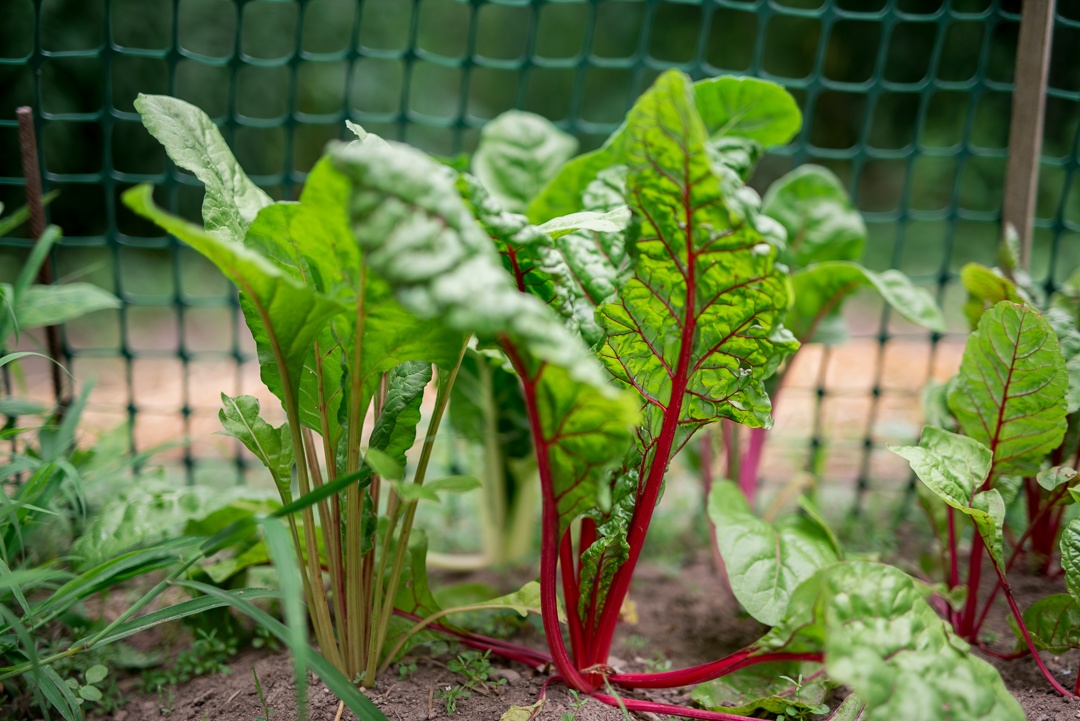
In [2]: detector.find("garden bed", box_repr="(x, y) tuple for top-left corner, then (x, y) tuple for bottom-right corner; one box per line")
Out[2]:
(95, 558), (1076, 721)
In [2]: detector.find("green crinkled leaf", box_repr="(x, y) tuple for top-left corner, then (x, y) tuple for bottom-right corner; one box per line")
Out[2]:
(123, 186), (348, 407)
(970, 489), (1006, 571)
(578, 470), (635, 623)
(598, 69), (798, 455)
(789, 262), (945, 344)
(1016, 594), (1080, 653)
(1067, 353), (1080, 415)
(530, 363), (638, 534)
(480, 167), (629, 347)
(1062, 518), (1080, 605)
(17, 284), (120, 329)
(959, 263), (1023, 330)
(822, 563), (1023, 721)
(328, 140), (611, 390)
(369, 362), (432, 473)
(708, 480), (838, 626)
(473, 110), (578, 213)
(476, 581), (544, 617)
(244, 157), (361, 295)
(457, 172), (586, 341)
(218, 393), (294, 491)
(692, 76), (802, 147)
(764, 563), (1023, 720)
(134, 94), (272, 242)
(329, 139), (637, 533)
(525, 140), (631, 225)
(690, 661), (828, 716)
(890, 427), (1005, 569)
(762, 165), (865, 268)
(708, 135), (764, 182)
(889, 425), (989, 509)
(828, 694), (867, 721)
(947, 302), (1069, 479)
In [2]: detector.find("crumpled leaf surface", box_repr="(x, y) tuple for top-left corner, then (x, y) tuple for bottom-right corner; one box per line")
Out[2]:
(765, 562), (1024, 721)
(598, 69), (797, 457)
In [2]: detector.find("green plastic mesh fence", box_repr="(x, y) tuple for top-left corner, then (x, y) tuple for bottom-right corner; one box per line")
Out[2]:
(1, 0), (1079, 514)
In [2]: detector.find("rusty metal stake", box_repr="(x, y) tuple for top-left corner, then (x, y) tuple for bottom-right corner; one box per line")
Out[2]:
(16, 106), (66, 409)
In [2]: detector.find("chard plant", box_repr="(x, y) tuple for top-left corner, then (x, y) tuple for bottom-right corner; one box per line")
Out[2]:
(320, 69), (1023, 719)
(121, 70), (1026, 719)
(886, 239), (1080, 697)
(124, 94), (504, 691)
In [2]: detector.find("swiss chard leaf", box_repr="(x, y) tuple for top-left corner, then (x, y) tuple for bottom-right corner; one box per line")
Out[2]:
(329, 141), (607, 387)
(1061, 518), (1080, 605)
(762, 165), (864, 268)
(598, 69), (797, 451)
(529, 363), (638, 535)
(527, 75), (799, 223)
(691, 76), (802, 147)
(959, 263), (1023, 330)
(472, 110), (578, 213)
(708, 480), (838, 626)
(243, 157), (361, 295)
(123, 186), (347, 408)
(1015, 594), (1080, 653)
(328, 139), (637, 534)
(134, 94), (271, 242)
(536, 207), (631, 241)
(766, 563), (1023, 721)
(470, 168), (629, 347)
(218, 394), (293, 492)
(890, 427), (1006, 570)
(690, 661), (828, 716)
(383, 532), (446, 660)
(789, 262), (945, 344)
(947, 302), (1068, 479)
(822, 563), (1023, 721)
(578, 470), (636, 622)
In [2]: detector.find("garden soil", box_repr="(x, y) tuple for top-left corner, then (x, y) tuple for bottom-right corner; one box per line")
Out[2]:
(90, 559), (1073, 721)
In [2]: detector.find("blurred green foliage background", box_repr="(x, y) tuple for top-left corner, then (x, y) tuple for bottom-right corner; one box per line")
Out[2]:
(1, 0), (1079, 505)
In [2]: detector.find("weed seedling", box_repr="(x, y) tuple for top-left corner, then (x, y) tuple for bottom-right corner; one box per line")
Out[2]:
(446, 649), (505, 694)
(642, 653), (672, 673)
(64, 664), (109, 707)
(397, 660), (418, 680)
(778, 675), (829, 720)
(435, 684), (471, 716)
(253, 667), (272, 721)
(156, 685), (175, 716)
(560, 689), (588, 721)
